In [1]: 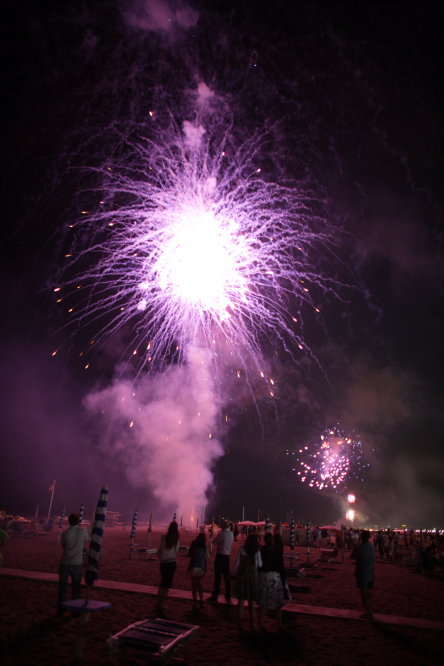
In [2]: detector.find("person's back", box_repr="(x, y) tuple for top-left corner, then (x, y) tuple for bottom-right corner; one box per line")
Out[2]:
(61, 521), (88, 565)
(352, 540), (375, 582)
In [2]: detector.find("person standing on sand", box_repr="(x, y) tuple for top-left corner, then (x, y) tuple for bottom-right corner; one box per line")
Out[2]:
(351, 529), (375, 620)
(232, 533), (262, 632)
(188, 532), (209, 611)
(156, 521), (179, 614)
(208, 520), (234, 604)
(57, 513), (88, 618)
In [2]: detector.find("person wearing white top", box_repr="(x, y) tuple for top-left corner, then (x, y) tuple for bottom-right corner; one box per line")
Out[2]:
(208, 520), (234, 603)
(57, 513), (88, 617)
(156, 521), (180, 614)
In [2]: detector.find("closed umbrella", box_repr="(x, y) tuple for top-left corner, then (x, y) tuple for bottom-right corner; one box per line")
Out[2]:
(147, 512), (153, 548)
(289, 515), (296, 567)
(210, 516), (214, 552)
(85, 486), (108, 593)
(79, 503), (84, 526)
(290, 516), (295, 550)
(130, 509), (138, 541)
(265, 513), (271, 533)
(128, 509), (139, 558)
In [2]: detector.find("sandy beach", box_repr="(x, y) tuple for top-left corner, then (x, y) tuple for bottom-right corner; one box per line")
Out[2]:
(1, 526), (443, 665)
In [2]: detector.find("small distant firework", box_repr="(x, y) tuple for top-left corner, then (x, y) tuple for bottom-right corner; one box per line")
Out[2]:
(347, 494), (356, 503)
(291, 424), (367, 491)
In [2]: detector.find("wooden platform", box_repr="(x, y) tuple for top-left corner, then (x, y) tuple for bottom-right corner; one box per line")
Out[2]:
(2, 568), (443, 632)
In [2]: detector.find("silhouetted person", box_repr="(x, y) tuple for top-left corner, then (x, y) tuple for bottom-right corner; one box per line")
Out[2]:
(57, 513), (88, 617)
(351, 529), (375, 620)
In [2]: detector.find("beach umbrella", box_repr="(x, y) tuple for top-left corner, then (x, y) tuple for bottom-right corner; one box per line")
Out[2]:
(147, 512), (153, 547)
(265, 513), (271, 533)
(130, 509), (138, 541)
(85, 486), (108, 595)
(79, 503), (84, 526)
(290, 516), (295, 551)
(57, 505), (66, 542)
(307, 520), (311, 550)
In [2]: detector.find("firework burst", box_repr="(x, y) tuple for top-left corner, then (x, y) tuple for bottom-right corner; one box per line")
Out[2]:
(291, 424), (368, 491)
(52, 87), (355, 391)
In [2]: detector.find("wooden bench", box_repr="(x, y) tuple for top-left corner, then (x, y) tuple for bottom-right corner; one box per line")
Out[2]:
(109, 617), (199, 664)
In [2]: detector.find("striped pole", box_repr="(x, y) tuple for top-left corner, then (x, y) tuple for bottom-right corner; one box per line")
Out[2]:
(57, 505), (66, 542)
(290, 516), (295, 550)
(85, 486), (108, 598)
(265, 513), (271, 533)
(79, 503), (84, 526)
(130, 509), (138, 541)
(307, 520), (311, 551)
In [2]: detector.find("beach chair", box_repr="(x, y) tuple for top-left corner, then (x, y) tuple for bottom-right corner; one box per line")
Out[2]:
(135, 548), (158, 560)
(284, 566), (306, 580)
(108, 617), (199, 664)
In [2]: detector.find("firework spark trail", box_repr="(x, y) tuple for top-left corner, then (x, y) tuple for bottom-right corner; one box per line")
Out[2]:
(289, 424), (368, 492)
(53, 90), (355, 393)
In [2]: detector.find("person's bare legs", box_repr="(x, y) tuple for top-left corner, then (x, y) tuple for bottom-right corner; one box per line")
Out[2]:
(197, 577), (204, 607)
(237, 600), (244, 629)
(191, 578), (198, 607)
(156, 586), (169, 611)
(360, 588), (373, 617)
(258, 606), (265, 630)
(248, 600), (256, 631)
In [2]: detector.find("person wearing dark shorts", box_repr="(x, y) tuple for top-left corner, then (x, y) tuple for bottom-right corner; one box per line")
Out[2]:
(351, 529), (375, 620)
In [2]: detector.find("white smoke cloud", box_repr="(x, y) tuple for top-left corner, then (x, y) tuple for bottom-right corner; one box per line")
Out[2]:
(196, 82), (215, 106)
(122, 0), (199, 32)
(182, 120), (206, 150)
(83, 344), (223, 522)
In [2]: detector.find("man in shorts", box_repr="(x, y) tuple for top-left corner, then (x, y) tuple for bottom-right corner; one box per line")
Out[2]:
(351, 529), (375, 620)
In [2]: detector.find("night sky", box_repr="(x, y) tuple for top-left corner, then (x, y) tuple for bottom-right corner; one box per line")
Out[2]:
(1, 1), (443, 529)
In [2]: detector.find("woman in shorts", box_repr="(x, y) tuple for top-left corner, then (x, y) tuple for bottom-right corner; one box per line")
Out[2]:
(188, 532), (209, 611)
